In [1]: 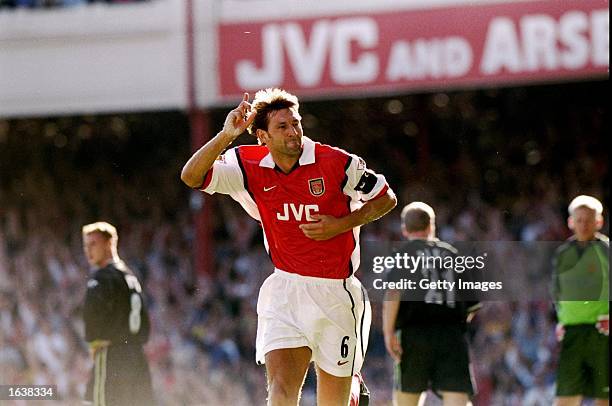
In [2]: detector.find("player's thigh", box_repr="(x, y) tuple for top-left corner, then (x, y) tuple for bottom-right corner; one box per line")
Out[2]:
(433, 327), (474, 395)
(440, 391), (470, 406)
(315, 365), (353, 406)
(312, 322), (359, 379)
(106, 347), (155, 405)
(393, 390), (423, 406)
(311, 279), (370, 378)
(265, 347), (312, 390)
(395, 329), (433, 393)
(586, 330), (609, 400)
(256, 273), (311, 365)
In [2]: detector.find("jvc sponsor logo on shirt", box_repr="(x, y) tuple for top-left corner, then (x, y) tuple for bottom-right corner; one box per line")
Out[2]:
(276, 203), (319, 222)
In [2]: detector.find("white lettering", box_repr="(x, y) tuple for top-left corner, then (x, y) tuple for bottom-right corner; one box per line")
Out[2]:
(386, 37), (472, 80)
(290, 203), (304, 221)
(372, 256), (384, 273)
(481, 11), (608, 75)
(330, 18), (379, 84)
(384, 256), (395, 270)
(522, 14), (558, 71)
(559, 11), (589, 70)
(277, 203), (290, 221)
(481, 17), (522, 74)
(276, 203), (320, 222)
(419, 278), (431, 290)
(444, 37), (473, 77)
(235, 10), (609, 91)
(409, 256), (422, 273)
(284, 21), (331, 87)
(591, 10), (609, 66)
(414, 39), (443, 78)
(305, 205), (319, 222)
(236, 24), (283, 89)
(419, 278), (456, 291)
(386, 41), (412, 80)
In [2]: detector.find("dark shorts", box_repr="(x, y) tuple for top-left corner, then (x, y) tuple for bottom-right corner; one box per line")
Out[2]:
(394, 324), (475, 396)
(556, 324), (609, 399)
(85, 344), (155, 406)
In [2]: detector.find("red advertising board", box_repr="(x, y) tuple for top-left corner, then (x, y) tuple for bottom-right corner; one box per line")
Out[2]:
(218, 0), (608, 98)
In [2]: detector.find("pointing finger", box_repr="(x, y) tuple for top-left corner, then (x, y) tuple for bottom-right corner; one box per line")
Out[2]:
(238, 102), (251, 116)
(245, 111), (257, 126)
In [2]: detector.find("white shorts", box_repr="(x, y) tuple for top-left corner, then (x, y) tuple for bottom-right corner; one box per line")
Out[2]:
(256, 269), (371, 377)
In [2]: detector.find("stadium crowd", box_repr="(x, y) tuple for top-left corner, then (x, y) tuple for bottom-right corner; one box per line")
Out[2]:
(0, 81), (607, 405)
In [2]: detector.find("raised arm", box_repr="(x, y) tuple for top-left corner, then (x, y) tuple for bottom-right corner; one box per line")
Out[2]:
(181, 93), (256, 188)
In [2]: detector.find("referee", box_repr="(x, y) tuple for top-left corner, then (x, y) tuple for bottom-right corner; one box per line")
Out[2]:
(552, 195), (609, 406)
(81, 222), (155, 406)
(383, 202), (479, 406)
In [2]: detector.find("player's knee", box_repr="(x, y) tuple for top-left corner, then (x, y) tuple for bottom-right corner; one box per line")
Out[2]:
(316, 373), (352, 405)
(554, 396), (583, 406)
(268, 376), (301, 402)
(440, 391), (470, 406)
(394, 391), (421, 406)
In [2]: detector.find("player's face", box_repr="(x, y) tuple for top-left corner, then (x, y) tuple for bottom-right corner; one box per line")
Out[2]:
(261, 107), (303, 157)
(83, 232), (113, 268)
(569, 206), (601, 241)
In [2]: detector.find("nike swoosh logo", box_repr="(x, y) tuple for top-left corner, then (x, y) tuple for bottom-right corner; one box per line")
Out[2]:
(263, 186), (277, 192)
(337, 360), (349, 366)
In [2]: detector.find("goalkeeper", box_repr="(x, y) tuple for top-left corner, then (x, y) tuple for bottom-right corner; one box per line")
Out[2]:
(552, 195), (609, 406)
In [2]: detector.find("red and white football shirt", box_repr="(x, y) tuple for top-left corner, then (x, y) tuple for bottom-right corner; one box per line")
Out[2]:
(200, 136), (389, 279)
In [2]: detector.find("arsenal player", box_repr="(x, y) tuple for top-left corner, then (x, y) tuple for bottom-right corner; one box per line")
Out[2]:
(181, 88), (396, 406)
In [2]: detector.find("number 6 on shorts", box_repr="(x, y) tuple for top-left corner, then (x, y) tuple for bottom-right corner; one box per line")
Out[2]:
(340, 336), (350, 358)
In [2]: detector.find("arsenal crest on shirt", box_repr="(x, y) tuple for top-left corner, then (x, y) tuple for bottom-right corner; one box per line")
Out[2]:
(308, 178), (325, 196)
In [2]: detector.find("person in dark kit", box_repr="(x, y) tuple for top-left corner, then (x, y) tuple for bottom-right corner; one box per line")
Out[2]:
(383, 202), (480, 406)
(81, 221), (155, 406)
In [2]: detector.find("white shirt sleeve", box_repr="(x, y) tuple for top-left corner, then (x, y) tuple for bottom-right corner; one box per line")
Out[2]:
(201, 147), (244, 195)
(200, 147), (261, 221)
(342, 153), (388, 202)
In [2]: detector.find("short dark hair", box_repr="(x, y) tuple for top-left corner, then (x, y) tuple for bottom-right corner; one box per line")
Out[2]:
(401, 202), (435, 232)
(247, 88), (299, 135)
